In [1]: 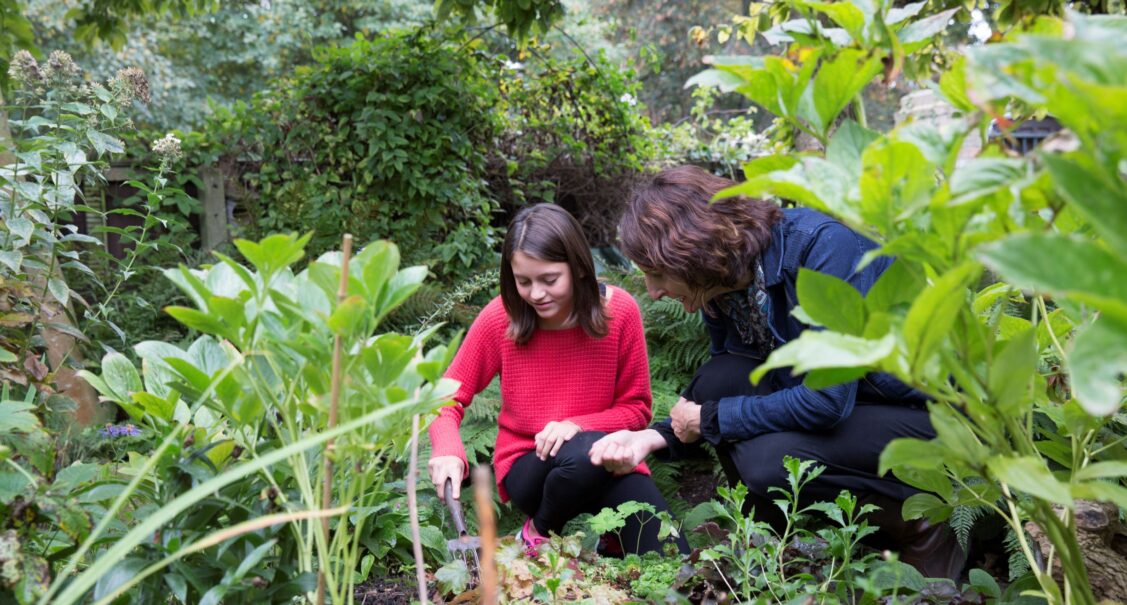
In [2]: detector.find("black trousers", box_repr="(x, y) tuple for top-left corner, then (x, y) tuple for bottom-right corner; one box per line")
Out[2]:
(682, 354), (935, 530)
(502, 431), (689, 555)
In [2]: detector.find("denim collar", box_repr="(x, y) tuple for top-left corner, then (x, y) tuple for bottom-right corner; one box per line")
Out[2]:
(760, 218), (787, 288)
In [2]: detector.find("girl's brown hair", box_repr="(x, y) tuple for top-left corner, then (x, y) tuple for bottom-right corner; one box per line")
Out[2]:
(501, 204), (608, 344)
(619, 165), (783, 292)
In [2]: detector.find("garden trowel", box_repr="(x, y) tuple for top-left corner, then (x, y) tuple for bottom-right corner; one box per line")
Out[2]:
(444, 478), (482, 576)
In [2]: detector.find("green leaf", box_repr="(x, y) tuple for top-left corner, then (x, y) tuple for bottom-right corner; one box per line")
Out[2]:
(948, 158), (1026, 206)
(50, 462), (102, 495)
(233, 233), (309, 278)
(901, 492), (951, 523)
(101, 352), (143, 403)
(1070, 481), (1127, 509)
(859, 139), (934, 234)
(0, 470), (33, 503)
(1075, 461), (1127, 481)
(936, 56), (974, 112)
(988, 329), (1037, 415)
(86, 130), (125, 156)
(47, 278), (69, 306)
(969, 568), (1001, 599)
(7, 216), (34, 244)
(809, 49), (884, 136)
(929, 403), (989, 464)
(0, 349), (17, 363)
(0, 250), (23, 273)
(898, 7), (960, 50)
(795, 268), (866, 335)
(980, 233), (1127, 325)
(1067, 317), (1127, 416)
(903, 262), (980, 371)
(879, 437), (946, 475)
(165, 306), (228, 336)
(865, 259), (923, 313)
(93, 558), (147, 601)
(750, 332), (895, 384)
(0, 401), (40, 433)
(826, 119), (880, 172)
(802, 1), (867, 41)
(326, 295), (369, 337)
(891, 466), (953, 500)
(1042, 152), (1127, 258)
(986, 455), (1072, 507)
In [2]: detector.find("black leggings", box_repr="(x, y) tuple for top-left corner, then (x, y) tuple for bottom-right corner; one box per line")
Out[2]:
(685, 354), (936, 530)
(502, 431), (689, 555)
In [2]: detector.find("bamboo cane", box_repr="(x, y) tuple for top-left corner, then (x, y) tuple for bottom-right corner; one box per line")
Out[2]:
(472, 466), (498, 604)
(407, 414), (428, 603)
(316, 233), (353, 605)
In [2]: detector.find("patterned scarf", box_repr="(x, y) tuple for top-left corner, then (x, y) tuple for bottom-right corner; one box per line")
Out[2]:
(711, 259), (774, 361)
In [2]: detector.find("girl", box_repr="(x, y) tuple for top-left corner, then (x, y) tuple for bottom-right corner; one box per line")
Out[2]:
(428, 204), (686, 555)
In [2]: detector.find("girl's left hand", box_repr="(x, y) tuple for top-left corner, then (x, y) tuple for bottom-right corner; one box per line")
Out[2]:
(535, 420), (581, 460)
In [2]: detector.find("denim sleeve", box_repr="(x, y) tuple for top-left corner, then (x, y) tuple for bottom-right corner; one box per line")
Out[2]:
(716, 222), (876, 440)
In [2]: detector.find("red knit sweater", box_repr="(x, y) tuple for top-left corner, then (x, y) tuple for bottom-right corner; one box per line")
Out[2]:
(427, 285), (653, 502)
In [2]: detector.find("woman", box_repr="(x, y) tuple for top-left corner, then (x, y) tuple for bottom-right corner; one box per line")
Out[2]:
(428, 204), (687, 556)
(588, 165), (964, 578)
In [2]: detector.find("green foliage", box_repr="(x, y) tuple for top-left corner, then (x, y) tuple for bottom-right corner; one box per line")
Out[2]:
(208, 30), (503, 279)
(696, 3), (1127, 603)
(435, 0), (564, 42)
(487, 46), (656, 244)
(38, 234), (458, 604)
(22, 0), (435, 129)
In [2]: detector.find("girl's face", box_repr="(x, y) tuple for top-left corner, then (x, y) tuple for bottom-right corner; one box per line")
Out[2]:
(511, 251), (575, 329)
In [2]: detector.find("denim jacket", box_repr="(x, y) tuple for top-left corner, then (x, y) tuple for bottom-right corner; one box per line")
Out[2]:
(693, 208), (927, 443)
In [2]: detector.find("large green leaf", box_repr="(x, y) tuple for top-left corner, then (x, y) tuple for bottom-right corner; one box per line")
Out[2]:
(795, 268), (866, 335)
(859, 139), (934, 234)
(980, 233), (1127, 325)
(826, 119), (880, 172)
(988, 329), (1037, 416)
(1042, 152), (1127, 258)
(808, 49), (884, 136)
(864, 259), (923, 313)
(948, 157), (1027, 206)
(903, 262), (980, 372)
(1067, 317), (1127, 416)
(986, 455), (1072, 507)
(751, 331), (895, 384)
(878, 437), (946, 474)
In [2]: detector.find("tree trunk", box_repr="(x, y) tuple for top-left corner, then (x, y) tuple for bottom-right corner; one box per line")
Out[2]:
(1025, 500), (1127, 603)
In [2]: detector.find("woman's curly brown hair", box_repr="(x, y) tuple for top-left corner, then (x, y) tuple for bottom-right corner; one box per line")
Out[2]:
(618, 165), (783, 291)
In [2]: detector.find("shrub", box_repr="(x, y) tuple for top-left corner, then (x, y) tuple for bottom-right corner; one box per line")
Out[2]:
(210, 30), (504, 279)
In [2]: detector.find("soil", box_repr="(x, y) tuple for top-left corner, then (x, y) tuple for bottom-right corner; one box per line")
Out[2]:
(353, 576), (437, 605)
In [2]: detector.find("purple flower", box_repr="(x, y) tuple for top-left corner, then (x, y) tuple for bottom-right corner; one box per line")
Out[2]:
(98, 424), (142, 439)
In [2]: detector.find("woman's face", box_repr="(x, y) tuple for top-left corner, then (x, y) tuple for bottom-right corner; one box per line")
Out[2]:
(511, 251), (575, 329)
(642, 269), (734, 314)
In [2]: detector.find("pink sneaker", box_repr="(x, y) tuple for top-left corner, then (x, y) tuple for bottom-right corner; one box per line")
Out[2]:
(518, 517), (549, 556)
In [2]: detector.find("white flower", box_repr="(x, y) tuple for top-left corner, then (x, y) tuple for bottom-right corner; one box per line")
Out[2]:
(503, 60), (524, 71)
(619, 93), (637, 106)
(151, 133), (182, 161)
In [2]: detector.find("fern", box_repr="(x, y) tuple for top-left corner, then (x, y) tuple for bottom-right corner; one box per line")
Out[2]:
(949, 503), (989, 551)
(1005, 527), (1034, 580)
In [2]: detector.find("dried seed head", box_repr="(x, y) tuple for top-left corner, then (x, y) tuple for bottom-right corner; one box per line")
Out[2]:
(44, 50), (79, 80)
(7, 50), (41, 84)
(110, 67), (150, 104)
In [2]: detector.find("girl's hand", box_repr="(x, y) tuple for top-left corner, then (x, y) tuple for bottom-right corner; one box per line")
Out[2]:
(428, 455), (465, 502)
(535, 420), (581, 460)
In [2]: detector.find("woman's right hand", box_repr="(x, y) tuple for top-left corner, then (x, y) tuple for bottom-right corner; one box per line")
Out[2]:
(428, 455), (465, 502)
(588, 429), (667, 475)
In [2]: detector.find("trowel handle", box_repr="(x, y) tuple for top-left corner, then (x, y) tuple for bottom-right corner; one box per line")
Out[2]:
(444, 478), (469, 536)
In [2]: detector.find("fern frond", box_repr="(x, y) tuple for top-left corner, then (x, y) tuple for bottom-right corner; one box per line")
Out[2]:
(949, 504), (988, 551)
(1004, 527), (1034, 580)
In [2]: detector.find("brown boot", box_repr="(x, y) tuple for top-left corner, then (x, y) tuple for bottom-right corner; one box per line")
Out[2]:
(861, 493), (967, 582)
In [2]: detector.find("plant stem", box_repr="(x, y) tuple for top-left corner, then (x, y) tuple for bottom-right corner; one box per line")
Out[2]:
(316, 233), (352, 605)
(853, 92), (868, 129)
(407, 414), (428, 604)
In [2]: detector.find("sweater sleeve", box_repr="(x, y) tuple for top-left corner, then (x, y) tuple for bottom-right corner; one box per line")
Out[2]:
(716, 223), (873, 441)
(427, 300), (503, 470)
(567, 291), (654, 431)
